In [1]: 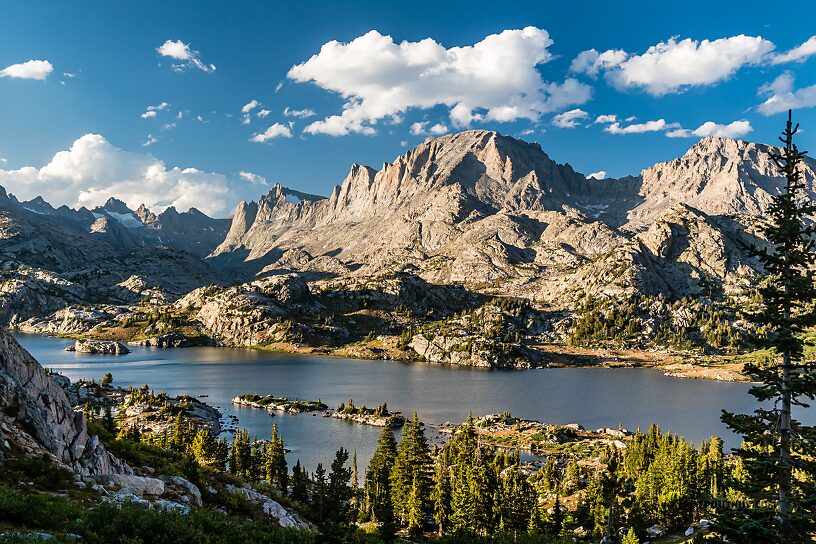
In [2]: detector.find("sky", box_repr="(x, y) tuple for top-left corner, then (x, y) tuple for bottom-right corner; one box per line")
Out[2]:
(1, 0), (815, 217)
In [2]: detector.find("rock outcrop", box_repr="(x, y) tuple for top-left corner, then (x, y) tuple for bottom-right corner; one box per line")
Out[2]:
(177, 274), (323, 347)
(67, 339), (130, 355)
(0, 329), (130, 475)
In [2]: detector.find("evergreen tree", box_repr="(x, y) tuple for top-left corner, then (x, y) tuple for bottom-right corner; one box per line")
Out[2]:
(291, 459), (309, 504)
(390, 413), (432, 526)
(327, 447), (353, 525)
(264, 424), (288, 493)
(364, 426), (398, 538)
(312, 463), (328, 523)
(190, 428), (217, 468)
(622, 527), (640, 544)
(406, 473), (424, 538)
(431, 452), (451, 535)
(721, 110), (816, 541)
(102, 405), (116, 434)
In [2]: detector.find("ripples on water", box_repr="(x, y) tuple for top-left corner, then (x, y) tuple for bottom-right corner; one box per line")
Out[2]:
(16, 333), (813, 472)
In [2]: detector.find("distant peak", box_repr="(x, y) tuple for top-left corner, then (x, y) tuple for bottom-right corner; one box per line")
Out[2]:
(102, 197), (132, 214)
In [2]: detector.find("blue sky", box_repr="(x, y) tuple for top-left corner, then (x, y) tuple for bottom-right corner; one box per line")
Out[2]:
(1, 0), (815, 217)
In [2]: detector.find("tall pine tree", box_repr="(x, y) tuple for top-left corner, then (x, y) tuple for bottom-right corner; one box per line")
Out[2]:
(364, 425), (398, 538)
(721, 110), (816, 542)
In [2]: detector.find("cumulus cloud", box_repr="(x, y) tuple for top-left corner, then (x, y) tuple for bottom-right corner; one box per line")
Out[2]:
(0, 134), (231, 215)
(409, 121), (449, 135)
(594, 114), (617, 124)
(141, 102), (169, 119)
(241, 100), (259, 114)
(570, 49), (627, 77)
(156, 39), (216, 72)
(250, 123), (293, 142)
(257, 109), (271, 118)
(587, 171), (607, 180)
(666, 120), (752, 138)
(771, 35), (816, 64)
(585, 35), (774, 95)
(283, 107), (316, 118)
(552, 108), (588, 128)
(239, 171), (269, 186)
(0, 59), (53, 80)
(605, 118), (679, 135)
(757, 72), (816, 115)
(287, 27), (591, 135)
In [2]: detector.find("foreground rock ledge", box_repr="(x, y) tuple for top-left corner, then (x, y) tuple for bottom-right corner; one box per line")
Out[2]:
(0, 329), (130, 475)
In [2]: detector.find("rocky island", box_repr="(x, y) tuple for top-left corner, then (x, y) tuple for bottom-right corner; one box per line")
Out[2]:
(232, 393), (328, 414)
(331, 399), (405, 428)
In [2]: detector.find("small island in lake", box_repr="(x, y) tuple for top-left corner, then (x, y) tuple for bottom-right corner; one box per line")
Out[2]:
(233, 394), (405, 427)
(232, 393), (328, 413)
(331, 399), (405, 428)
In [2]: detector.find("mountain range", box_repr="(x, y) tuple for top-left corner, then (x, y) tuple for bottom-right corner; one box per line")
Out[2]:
(1, 130), (814, 328)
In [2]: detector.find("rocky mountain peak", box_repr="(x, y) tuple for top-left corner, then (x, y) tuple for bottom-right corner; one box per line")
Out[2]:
(101, 197), (132, 214)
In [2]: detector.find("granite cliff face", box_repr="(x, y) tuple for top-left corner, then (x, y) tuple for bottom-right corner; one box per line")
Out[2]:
(209, 131), (812, 305)
(0, 329), (129, 475)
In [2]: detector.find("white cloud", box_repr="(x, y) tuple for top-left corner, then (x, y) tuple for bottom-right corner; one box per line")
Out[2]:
(570, 49), (627, 77)
(140, 102), (169, 119)
(250, 123), (293, 142)
(283, 107), (316, 118)
(771, 35), (816, 64)
(0, 60), (53, 80)
(142, 134), (159, 147)
(63, 72), (76, 78)
(593, 35), (774, 95)
(605, 118), (679, 135)
(287, 27), (591, 135)
(587, 170), (606, 179)
(239, 171), (269, 186)
(0, 134), (231, 215)
(409, 121), (449, 135)
(0, 157), (7, 164)
(257, 109), (271, 118)
(666, 120), (752, 138)
(757, 72), (816, 115)
(552, 108), (588, 128)
(594, 114), (617, 124)
(241, 115), (251, 125)
(160, 122), (176, 132)
(156, 39), (216, 73)
(241, 99), (259, 114)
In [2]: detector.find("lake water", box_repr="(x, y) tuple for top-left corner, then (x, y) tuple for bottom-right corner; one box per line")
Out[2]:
(16, 333), (812, 472)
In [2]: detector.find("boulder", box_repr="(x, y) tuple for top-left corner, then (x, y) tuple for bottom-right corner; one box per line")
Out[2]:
(162, 475), (202, 506)
(95, 474), (164, 496)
